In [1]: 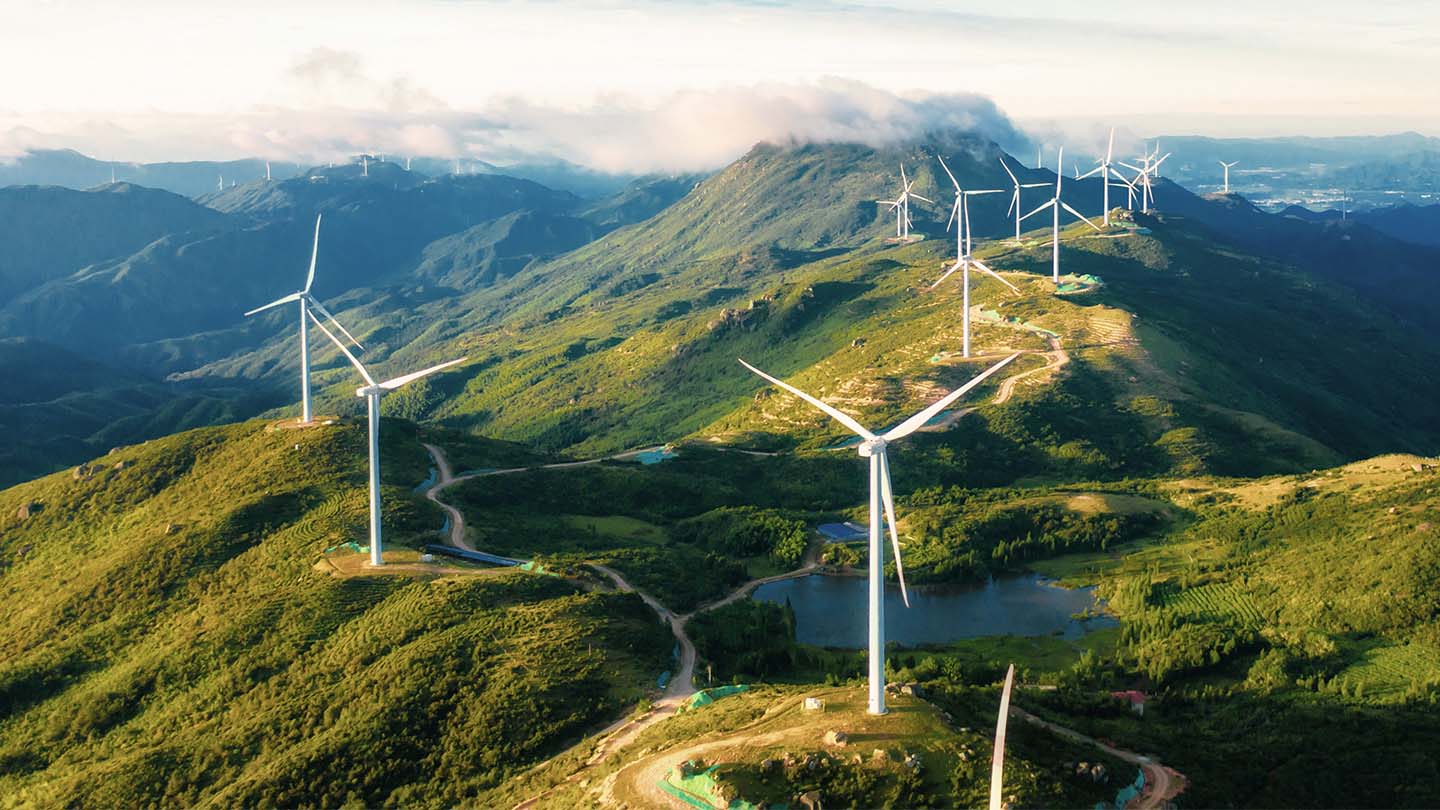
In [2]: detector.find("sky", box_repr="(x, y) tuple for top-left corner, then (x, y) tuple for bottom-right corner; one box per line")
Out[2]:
(2, 0), (1438, 171)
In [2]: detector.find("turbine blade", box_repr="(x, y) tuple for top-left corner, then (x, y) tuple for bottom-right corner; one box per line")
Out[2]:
(947, 199), (960, 232)
(930, 259), (963, 290)
(738, 359), (876, 440)
(307, 297), (364, 350)
(965, 189), (1005, 196)
(303, 213), (322, 293)
(378, 356), (469, 390)
(1019, 199), (1053, 222)
(910, 193), (933, 203)
(1006, 190), (1017, 217)
(1117, 161), (1142, 173)
(998, 157), (1019, 186)
(307, 310), (375, 386)
(1076, 166), (1103, 179)
(1106, 127), (1115, 162)
(938, 155), (961, 192)
(1061, 201), (1102, 231)
(882, 352), (1021, 441)
(243, 291), (303, 317)
(988, 664), (1016, 810)
(1022, 183), (1050, 188)
(971, 258), (1020, 293)
(878, 452), (909, 608)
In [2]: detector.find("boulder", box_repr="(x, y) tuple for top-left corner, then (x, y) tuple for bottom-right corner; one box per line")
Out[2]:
(823, 729), (848, 747)
(871, 748), (890, 764)
(16, 501), (39, 520)
(796, 790), (824, 810)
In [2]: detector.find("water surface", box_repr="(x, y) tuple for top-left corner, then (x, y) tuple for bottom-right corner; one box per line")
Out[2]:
(751, 572), (1114, 648)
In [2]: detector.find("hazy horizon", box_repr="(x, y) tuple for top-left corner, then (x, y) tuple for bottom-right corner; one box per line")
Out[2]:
(4, 0), (1439, 172)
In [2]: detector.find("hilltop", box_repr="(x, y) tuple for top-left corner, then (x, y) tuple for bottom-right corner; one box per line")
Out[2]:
(0, 420), (672, 807)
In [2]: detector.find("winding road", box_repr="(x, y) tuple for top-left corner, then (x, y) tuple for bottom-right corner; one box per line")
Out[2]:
(1011, 705), (1186, 809)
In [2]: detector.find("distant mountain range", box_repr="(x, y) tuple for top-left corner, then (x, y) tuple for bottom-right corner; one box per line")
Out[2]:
(2, 133), (1439, 486)
(0, 148), (650, 199)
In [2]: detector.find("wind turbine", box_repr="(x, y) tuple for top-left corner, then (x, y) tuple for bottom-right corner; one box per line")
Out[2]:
(266, 161), (272, 182)
(989, 664), (1016, 810)
(738, 352), (1020, 714)
(243, 214), (364, 424)
(110, 167), (116, 184)
(308, 317), (466, 567)
(1000, 158), (1051, 243)
(217, 174), (224, 192)
(931, 156), (1019, 357)
(1020, 148), (1102, 283)
(1119, 148), (1170, 213)
(1218, 160), (1238, 193)
(876, 163), (932, 241)
(362, 156), (369, 177)
(1076, 128), (1120, 225)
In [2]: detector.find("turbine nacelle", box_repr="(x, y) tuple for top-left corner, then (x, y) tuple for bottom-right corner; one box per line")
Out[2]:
(857, 437), (888, 458)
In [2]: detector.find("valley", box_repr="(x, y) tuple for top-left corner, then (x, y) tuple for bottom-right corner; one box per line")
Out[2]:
(2, 132), (1439, 809)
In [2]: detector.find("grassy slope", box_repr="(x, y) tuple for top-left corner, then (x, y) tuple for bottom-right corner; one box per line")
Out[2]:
(0, 420), (670, 808)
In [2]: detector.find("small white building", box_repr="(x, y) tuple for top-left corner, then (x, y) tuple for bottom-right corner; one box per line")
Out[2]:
(803, 697), (825, 711)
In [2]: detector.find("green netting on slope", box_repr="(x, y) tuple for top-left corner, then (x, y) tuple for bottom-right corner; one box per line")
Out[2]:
(659, 764), (781, 810)
(1095, 768), (1145, 810)
(677, 684), (750, 714)
(972, 309), (1062, 339)
(322, 541), (366, 555)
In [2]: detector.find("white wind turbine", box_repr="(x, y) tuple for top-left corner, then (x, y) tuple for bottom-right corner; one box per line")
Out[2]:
(1020, 148), (1102, 283)
(309, 317), (467, 567)
(931, 156), (1020, 358)
(1076, 128), (1121, 225)
(876, 163), (932, 241)
(739, 352), (1020, 714)
(265, 161), (272, 182)
(1119, 148), (1170, 213)
(1218, 160), (1238, 193)
(999, 158), (1051, 243)
(989, 664), (1017, 810)
(243, 214), (365, 424)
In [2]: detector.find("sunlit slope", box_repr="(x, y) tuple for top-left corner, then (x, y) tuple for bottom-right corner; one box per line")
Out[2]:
(0, 420), (669, 808)
(381, 201), (1436, 483)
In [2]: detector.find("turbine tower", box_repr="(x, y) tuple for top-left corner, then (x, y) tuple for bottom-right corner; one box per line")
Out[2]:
(932, 156), (1019, 357)
(1218, 160), (1238, 193)
(1076, 128), (1120, 225)
(739, 353), (1020, 714)
(876, 163), (931, 241)
(266, 161), (272, 182)
(1020, 148), (1102, 283)
(1000, 158), (1050, 243)
(989, 664), (1017, 810)
(309, 318), (466, 567)
(1119, 148), (1170, 213)
(243, 214), (364, 424)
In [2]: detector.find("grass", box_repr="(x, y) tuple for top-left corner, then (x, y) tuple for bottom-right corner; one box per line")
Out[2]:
(0, 419), (674, 808)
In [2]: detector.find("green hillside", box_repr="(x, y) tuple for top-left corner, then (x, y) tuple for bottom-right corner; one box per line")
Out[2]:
(0, 420), (671, 807)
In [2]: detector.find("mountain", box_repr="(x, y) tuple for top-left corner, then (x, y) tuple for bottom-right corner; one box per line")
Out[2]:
(1354, 202), (1440, 247)
(0, 420), (670, 806)
(0, 182), (227, 301)
(1330, 150), (1440, 191)
(1154, 187), (1440, 332)
(0, 149), (304, 197)
(264, 139), (1439, 479)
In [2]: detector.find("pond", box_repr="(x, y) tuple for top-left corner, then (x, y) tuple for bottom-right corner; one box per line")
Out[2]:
(751, 572), (1115, 648)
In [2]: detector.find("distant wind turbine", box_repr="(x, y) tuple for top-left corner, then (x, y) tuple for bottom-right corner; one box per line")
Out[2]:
(1020, 148), (1102, 283)
(989, 664), (1017, 810)
(1076, 128), (1121, 225)
(931, 156), (1019, 358)
(876, 163), (932, 241)
(1218, 160), (1238, 193)
(362, 156), (369, 177)
(999, 158), (1050, 243)
(739, 352), (1020, 714)
(217, 174), (224, 192)
(309, 318), (466, 567)
(243, 214), (364, 424)
(110, 167), (116, 184)
(266, 161), (272, 182)
(1119, 148), (1170, 213)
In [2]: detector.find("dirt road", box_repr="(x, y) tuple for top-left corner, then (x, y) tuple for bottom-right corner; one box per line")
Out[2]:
(1011, 705), (1186, 809)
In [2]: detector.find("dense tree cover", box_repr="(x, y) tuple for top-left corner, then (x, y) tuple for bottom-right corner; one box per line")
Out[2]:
(672, 506), (811, 567)
(900, 489), (1165, 584)
(688, 600), (798, 681)
(596, 545), (748, 613)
